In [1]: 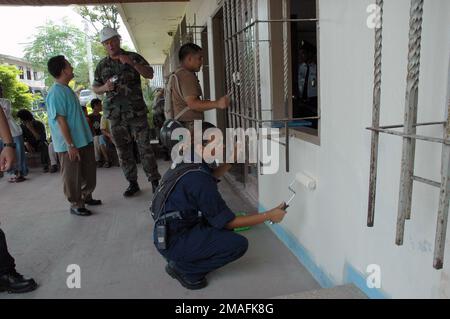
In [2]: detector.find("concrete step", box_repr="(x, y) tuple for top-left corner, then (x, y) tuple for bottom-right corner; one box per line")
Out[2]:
(273, 284), (368, 299)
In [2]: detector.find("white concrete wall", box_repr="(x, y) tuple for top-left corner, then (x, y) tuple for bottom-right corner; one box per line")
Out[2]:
(183, 0), (450, 298)
(259, 0), (450, 298)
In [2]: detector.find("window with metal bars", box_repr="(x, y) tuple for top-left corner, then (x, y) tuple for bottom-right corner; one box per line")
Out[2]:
(290, 0), (319, 134)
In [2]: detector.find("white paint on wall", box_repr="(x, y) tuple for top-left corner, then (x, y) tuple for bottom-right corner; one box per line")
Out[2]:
(182, 0), (450, 298)
(259, 0), (450, 298)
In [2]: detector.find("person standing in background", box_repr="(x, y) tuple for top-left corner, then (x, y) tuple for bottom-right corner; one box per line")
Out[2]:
(92, 27), (161, 198)
(0, 85), (28, 183)
(46, 55), (101, 217)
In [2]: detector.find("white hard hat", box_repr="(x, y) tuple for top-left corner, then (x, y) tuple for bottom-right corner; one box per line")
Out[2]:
(99, 27), (120, 43)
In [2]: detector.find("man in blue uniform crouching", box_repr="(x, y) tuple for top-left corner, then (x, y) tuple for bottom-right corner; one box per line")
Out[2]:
(151, 122), (287, 290)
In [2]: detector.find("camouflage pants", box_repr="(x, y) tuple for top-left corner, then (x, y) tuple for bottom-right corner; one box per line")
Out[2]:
(110, 111), (161, 183)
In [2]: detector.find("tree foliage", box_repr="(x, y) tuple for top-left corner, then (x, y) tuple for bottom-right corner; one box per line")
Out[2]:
(23, 20), (106, 89)
(0, 64), (34, 115)
(75, 5), (120, 33)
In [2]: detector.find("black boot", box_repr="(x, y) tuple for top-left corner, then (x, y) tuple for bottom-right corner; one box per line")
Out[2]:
(165, 263), (207, 290)
(0, 270), (38, 294)
(124, 181), (140, 197)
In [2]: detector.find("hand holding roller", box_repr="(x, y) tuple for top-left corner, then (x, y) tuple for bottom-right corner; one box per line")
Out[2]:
(269, 172), (317, 225)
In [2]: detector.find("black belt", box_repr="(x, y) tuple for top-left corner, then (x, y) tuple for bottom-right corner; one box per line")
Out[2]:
(159, 211), (183, 222)
(159, 211), (203, 222)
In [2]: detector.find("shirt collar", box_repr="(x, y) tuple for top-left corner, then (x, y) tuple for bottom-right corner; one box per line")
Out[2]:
(107, 49), (127, 62)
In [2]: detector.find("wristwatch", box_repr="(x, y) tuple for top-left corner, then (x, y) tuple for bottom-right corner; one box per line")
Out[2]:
(3, 142), (16, 149)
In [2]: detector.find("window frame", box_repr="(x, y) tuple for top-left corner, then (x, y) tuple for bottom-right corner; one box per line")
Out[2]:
(269, 0), (321, 146)
(290, 0), (321, 145)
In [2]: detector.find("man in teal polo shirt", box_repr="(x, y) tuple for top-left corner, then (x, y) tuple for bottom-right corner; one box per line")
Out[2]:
(46, 55), (101, 216)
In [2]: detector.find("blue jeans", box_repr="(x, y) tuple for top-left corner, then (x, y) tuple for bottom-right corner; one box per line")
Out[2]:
(0, 135), (29, 176)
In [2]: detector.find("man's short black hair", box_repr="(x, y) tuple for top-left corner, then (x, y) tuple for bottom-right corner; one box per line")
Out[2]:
(47, 55), (66, 78)
(91, 98), (102, 108)
(17, 109), (34, 122)
(179, 43), (203, 62)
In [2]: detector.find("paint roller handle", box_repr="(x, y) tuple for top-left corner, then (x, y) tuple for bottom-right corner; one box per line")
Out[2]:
(267, 203), (288, 225)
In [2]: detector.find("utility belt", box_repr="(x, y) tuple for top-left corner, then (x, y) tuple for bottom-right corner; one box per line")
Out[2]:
(156, 211), (203, 251)
(157, 211), (183, 223)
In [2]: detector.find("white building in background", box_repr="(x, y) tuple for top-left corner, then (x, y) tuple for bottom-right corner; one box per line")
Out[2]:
(0, 53), (46, 95)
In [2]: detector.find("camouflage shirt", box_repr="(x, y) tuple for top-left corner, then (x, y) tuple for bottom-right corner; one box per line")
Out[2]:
(93, 49), (149, 118)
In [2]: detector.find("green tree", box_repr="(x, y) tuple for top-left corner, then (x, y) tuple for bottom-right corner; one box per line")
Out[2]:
(0, 64), (34, 115)
(23, 19), (106, 88)
(75, 5), (120, 32)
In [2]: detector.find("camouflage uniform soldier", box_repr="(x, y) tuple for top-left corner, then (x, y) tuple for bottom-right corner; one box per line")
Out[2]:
(93, 27), (161, 197)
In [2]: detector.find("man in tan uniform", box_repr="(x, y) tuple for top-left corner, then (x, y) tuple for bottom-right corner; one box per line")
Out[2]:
(168, 43), (230, 132)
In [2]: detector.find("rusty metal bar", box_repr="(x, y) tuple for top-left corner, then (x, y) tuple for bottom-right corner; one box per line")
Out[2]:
(282, 0), (290, 173)
(231, 0), (240, 129)
(412, 176), (441, 188)
(380, 121), (445, 129)
(229, 112), (320, 123)
(367, 0), (384, 227)
(236, 0), (245, 130)
(366, 127), (450, 145)
(396, 0), (424, 245)
(433, 55), (450, 270)
(225, 18), (318, 41)
(252, 0), (262, 128)
(224, 0), (233, 129)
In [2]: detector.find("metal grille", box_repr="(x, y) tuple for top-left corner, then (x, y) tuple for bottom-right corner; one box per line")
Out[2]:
(223, 0), (320, 173)
(150, 64), (165, 88)
(366, 0), (450, 270)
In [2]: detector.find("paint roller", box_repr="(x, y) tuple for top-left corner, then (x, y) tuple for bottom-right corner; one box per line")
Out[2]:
(269, 172), (317, 224)
(285, 172), (317, 208)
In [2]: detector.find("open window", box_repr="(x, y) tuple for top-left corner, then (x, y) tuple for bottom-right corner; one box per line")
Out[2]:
(269, 0), (320, 144)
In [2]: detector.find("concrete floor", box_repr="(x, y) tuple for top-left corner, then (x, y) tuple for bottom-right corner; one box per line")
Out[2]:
(0, 161), (320, 299)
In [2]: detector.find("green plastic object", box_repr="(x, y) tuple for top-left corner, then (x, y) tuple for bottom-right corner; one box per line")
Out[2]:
(234, 212), (251, 232)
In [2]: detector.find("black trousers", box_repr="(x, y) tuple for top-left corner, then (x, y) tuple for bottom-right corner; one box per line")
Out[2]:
(31, 140), (50, 167)
(0, 229), (16, 275)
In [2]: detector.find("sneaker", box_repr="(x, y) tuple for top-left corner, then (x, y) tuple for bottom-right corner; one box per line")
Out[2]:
(103, 162), (111, 168)
(49, 165), (58, 173)
(124, 182), (140, 197)
(43, 166), (49, 173)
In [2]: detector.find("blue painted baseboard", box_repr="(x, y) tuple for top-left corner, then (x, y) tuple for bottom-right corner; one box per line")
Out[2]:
(259, 204), (388, 299)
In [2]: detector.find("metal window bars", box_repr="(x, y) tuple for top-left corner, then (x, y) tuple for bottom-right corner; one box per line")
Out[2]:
(367, 0), (450, 270)
(223, 0), (320, 173)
